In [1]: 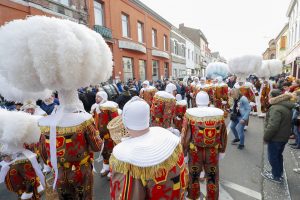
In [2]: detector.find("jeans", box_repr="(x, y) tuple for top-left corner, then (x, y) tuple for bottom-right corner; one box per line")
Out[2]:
(230, 117), (245, 145)
(267, 141), (286, 178)
(294, 126), (300, 146)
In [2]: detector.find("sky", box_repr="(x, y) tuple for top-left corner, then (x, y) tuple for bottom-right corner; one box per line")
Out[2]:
(140, 0), (291, 59)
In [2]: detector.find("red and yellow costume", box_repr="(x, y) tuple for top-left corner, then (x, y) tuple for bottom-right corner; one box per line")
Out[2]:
(140, 86), (157, 106)
(110, 127), (188, 200)
(151, 91), (176, 128)
(3, 157), (42, 199)
(213, 83), (229, 117)
(97, 101), (119, 166)
(181, 108), (227, 200)
(260, 83), (271, 113)
(190, 83), (200, 107)
(198, 85), (215, 105)
(39, 114), (103, 199)
(174, 100), (187, 131)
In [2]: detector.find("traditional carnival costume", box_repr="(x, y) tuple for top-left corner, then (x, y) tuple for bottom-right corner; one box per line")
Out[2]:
(95, 91), (120, 178)
(181, 92), (227, 200)
(151, 91), (176, 128)
(21, 100), (51, 174)
(109, 97), (188, 199)
(197, 78), (215, 106)
(256, 59), (283, 118)
(190, 77), (201, 107)
(139, 81), (158, 106)
(0, 16), (113, 199)
(206, 62), (230, 117)
(229, 55), (262, 129)
(165, 82), (178, 97)
(174, 94), (187, 131)
(0, 110), (45, 200)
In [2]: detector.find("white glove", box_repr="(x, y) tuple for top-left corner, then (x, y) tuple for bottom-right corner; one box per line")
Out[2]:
(219, 153), (226, 161)
(118, 109), (122, 115)
(184, 156), (189, 164)
(222, 101), (227, 105)
(249, 102), (256, 106)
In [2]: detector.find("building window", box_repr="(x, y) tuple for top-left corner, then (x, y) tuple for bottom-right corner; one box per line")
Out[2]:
(122, 13), (130, 38)
(188, 49), (190, 59)
(174, 41), (178, 55)
(152, 29), (157, 47)
(152, 60), (159, 81)
(182, 45), (186, 57)
(54, 0), (69, 6)
(192, 51), (194, 61)
(164, 63), (169, 78)
(137, 21), (144, 43)
(139, 60), (146, 81)
(94, 1), (104, 26)
(196, 53), (198, 64)
(280, 36), (287, 50)
(164, 35), (168, 51)
(122, 57), (133, 81)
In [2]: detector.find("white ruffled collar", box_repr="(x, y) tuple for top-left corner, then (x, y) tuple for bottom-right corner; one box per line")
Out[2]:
(112, 127), (179, 167)
(38, 112), (92, 127)
(186, 107), (224, 118)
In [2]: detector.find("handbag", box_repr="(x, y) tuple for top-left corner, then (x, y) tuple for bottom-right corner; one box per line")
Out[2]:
(230, 113), (239, 122)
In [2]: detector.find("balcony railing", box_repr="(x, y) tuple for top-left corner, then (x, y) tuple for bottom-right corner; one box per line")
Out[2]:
(94, 25), (112, 40)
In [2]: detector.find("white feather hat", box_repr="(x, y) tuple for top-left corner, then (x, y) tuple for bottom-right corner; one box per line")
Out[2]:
(228, 55), (262, 81)
(0, 16), (113, 104)
(206, 62), (229, 79)
(257, 59), (283, 78)
(0, 109), (41, 154)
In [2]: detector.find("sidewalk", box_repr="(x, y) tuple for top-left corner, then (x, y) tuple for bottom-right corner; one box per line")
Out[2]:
(261, 140), (300, 200)
(283, 141), (300, 200)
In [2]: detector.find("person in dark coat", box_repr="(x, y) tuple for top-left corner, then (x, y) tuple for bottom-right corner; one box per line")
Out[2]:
(261, 90), (294, 183)
(116, 86), (132, 109)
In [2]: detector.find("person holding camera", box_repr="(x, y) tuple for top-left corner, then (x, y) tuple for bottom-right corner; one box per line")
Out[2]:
(229, 89), (251, 150)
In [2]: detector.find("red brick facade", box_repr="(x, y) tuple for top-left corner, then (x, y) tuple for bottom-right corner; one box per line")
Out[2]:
(1, 0), (172, 82)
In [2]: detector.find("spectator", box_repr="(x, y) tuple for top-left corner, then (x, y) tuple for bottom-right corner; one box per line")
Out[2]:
(230, 88), (251, 150)
(281, 82), (292, 94)
(261, 90), (294, 183)
(179, 81), (185, 100)
(185, 81), (192, 108)
(227, 75), (236, 89)
(116, 82), (123, 93)
(38, 94), (59, 115)
(115, 86), (132, 109)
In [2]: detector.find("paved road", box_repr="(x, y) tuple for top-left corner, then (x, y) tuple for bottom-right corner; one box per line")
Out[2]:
(0, 116), (265, 200)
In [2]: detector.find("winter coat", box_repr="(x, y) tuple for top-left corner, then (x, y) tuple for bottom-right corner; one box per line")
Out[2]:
(264, 93), (295, 142)
(115, 91), (132, 109)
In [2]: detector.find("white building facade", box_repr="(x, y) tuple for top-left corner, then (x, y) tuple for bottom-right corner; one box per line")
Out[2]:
(286, 0), (300, 78)
(185, 39), (195, 76)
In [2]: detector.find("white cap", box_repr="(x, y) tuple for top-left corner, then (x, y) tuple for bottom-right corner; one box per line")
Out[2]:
(96, 91), (108, 101)
(122, 97), (150, 130)
(200, 77), (206, 81)
(175, 94), (182, 101)
(21, 100), (37, 111)
(142, 80), (150, 87)
(196, 91), (209, 106)
(165, 83), (177, 94)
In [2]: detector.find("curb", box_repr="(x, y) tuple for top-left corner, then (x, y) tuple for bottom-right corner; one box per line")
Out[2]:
(261, 144), (291, 200)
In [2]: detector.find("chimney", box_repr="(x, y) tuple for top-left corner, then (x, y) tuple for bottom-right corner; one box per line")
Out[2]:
(179, 23), (184, 28)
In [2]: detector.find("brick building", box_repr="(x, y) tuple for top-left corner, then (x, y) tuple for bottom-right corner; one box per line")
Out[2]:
(1, 0), (172, 82)
(0, 0), (89, 26)
(92, 0), (172, 82)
